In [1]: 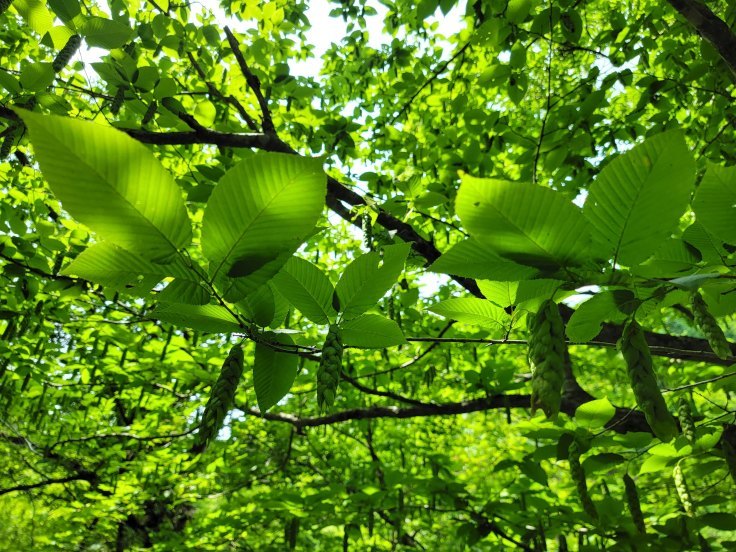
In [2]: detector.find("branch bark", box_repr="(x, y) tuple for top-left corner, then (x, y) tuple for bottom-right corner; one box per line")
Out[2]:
(666, 0), (736, 77)
(245, 392), (652, 434)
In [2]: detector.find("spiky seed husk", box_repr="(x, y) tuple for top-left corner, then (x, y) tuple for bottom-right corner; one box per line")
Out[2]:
(673, 463), (695, 516)
(52, 35), (81, 73)
(317, 325), (343, 410)
(619, 320), (678, 442)
(678, 397), (696, 444)
(721, 425), (736, 485)
(690, 291), (731, 360)
(568, 440), (597, 519)
(0, 0), (13, 16)
(191, 345), (244, 454)
(623, 474), (646, 534)
(528, 299), (566, 418)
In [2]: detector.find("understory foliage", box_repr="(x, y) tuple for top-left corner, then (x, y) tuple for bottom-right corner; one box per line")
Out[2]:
(2, 0), (736, 550)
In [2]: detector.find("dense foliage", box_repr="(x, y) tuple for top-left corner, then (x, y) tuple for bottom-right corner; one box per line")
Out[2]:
(1, 0), (736, 549)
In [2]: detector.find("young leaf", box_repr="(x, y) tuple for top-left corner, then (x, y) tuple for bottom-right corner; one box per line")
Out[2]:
(566, 290), (640, 343)
(61, 242), (197, 290)
(429, 238), (538, 281)
(340, 314), (406, 348)
(455, 176), (592, 269)
(236, 284), (288, 328)
(271, 256), (335, 325)
(16, 109), (192, 262)
(584, 130), (695, 266)
(429, 298), (507, 330)
(335, 243), (410, 319)
(253, 332), (298, 411)
(151, 304), (242, 333)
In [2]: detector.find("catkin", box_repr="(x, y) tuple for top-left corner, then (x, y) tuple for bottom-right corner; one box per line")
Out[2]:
(317, 325), (343, 410)
(362, 213), (373, 251)
(0, 130), (14, 159)
(527, 299), (566, 418)
(623, 474), (646, 534)
(142, 100), (157, 125)
(110, 87), (125, 115)
(690, 291), (731, 360)
(619, 320), (678, 442)
(721, 425), (736, 485)
(191, 345), (244, 454)
(568, 440), (597, 519)
(673, 462), (695, 516)
(678, 397), (696, 444)
(52, 35), (82, 73)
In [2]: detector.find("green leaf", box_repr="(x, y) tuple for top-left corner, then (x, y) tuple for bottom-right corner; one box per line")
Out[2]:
(478, 279), (562, 309)
(156, 279), (209, 305)
(47, 0), (81, 27)
(236, 284), (288, 328)
(429, 298), (507, 329)
(340, 315), (406, 348)
(151, 304), (242, 333)
(699, 513), (736, 531)
(20, 62), (55, 91)
(584, 130), (696, 266)
(429, 238), (538, 281)
(565, 290), (637, 343)
(13, 0), (54, 35)
(271, 256), (335, 325)
(80, 16), (133, 49)
(61, 242), (196, 290)
(253, 332), (298, 411)
(574, 398), (616, 429)
(217, 249), (296, 303)
(201, 152), (325, 283)
(335, 243), (410, 319)
(456, 176), (591, 269)
(692, 164), (736, 246)
(16, 109), (192, 262)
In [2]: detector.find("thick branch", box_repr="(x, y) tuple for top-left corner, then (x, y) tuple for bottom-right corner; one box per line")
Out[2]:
(0, 473), (95, 496)
(666, 0), (736, 76)
(246, 393), (651, 434)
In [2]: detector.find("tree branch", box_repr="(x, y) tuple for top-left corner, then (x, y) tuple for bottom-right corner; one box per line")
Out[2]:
(0, 472), (97, 497)
(223, 26), (275, 134)
(666, 0), (736, 77)
(245, 393), (652, 434)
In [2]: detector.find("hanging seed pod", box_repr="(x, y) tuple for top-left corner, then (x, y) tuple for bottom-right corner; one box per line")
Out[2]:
(568, 440), (597, 519)
(690, 291), (731, 360)
(721, 424), (736, 485)
(0, 127), (16, 159)
(0, 0), (13, 16)
(191, 345), (244, 454)
(619, 320), (678, 442)
(623, 474), (646, 534)
(362, 213), (373, 251)
(677, 396), (696, 444)
(285, 517), (299, 550)
(52, 34), (82, 73)
(527, 299), (566, 418)
(673, 462), (695, 516)
(316, 325), (343, 410)
(141, 100), (157, 125)
(110, 87), (126, 115)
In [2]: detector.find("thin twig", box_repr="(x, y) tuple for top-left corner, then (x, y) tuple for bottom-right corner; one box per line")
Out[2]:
(223, 26), (275, 133)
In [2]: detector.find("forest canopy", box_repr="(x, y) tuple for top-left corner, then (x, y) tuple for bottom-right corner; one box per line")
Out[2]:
(1, 0), (736, 550)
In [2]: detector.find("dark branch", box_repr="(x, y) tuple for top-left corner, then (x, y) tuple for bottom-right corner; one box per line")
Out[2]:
(666, 0), (736, 77)
(223, 26), (276, 134)
(0, 473), (96, 497)
(245, 393), (652, 434)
